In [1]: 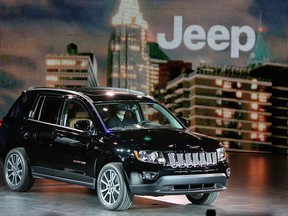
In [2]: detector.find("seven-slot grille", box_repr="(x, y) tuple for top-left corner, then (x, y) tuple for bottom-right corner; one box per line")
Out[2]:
(166, 152), (218, 168)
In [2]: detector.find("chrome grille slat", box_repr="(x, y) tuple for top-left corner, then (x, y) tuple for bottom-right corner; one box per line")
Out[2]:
(166, 152), (218, 168)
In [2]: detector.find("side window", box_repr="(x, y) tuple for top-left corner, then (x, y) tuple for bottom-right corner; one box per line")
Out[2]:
(31, 96), (45, 119)
(8, 91), (36, 120)
(60, 99), (92, 129)
(37, 97), (63, 124)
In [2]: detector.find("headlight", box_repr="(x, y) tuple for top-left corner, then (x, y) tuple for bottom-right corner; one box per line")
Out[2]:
(216, 147), (226, 162)
(134, 150), (166, 165)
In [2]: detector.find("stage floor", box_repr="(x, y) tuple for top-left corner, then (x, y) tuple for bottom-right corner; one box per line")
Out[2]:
(0, 152), (287, 216)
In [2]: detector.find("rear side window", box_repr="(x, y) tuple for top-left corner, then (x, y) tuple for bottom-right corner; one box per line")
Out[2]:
(34, 96), (63, 124)
(8, 91), (37, 120)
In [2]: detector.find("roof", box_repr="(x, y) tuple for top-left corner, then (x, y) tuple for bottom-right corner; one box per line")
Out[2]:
(27, 87), (151, 103)
(250, 63), (288, 87)
(149, 42), (170, 61)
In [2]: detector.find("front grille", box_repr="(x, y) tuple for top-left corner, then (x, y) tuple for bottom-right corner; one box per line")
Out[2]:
(166, 152), (218, 168)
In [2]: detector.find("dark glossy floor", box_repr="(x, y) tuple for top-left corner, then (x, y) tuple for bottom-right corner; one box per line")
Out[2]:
(0, 152), (288, 216)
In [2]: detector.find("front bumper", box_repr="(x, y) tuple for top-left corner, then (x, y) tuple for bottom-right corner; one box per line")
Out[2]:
(129, 173), (228, 196)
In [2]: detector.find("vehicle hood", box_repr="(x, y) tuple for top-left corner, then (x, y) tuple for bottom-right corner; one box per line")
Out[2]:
(106, 129), (221, 152)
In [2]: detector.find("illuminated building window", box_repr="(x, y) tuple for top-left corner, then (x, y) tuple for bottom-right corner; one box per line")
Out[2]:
(251, 113), (258, 120)
(216, 129), (222, 135)
(237, 122), (242, 129)
(223, 109), (233, 118)
(46, 76), (58, 81)
(251, 93), (258, 100)
(215, 79), (222, 86)
(216, 99), (222, 105)
(251, 83), (258, 90)
(252, 123), (258, 129)
(258, 123), (266, 132)
(223, 141), (230, 148)
(215, 109), (222, 117)
(259, 93), (268, 103)
(237, 82), (242, 88)
(216, 89), (222, 95)
(223, 81), (232, 89)
(251, 103), (258, 110)
(223, 121), (230, 127)
(259, 134), (265, 142)
(236, 91), (242, 98)
(216, 119), (222, 126)
(250, 133), (257, 139)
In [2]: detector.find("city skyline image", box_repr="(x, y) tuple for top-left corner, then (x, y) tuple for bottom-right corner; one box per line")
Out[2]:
(0, 0), (287, 153)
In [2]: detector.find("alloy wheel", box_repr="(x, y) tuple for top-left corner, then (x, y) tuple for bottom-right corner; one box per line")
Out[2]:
(5, 153), (23, 187)
(99, 169), (121, 206)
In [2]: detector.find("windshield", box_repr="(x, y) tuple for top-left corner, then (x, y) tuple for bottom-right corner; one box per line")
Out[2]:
(94, 102), (184, 131)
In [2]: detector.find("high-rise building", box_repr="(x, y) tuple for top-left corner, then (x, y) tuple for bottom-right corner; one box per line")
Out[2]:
(164, 65), (272, 152)
(246, 16), (287, 154)
(107, 0), (150, 94)
(46, 43), (99, 88)
(250, 63), (288, 154)
(246, 15), (274, 69)
(149, 42), (192, 97)
(149, 42), (170, 93)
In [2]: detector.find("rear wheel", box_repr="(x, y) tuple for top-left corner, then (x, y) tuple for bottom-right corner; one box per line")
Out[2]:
(97, 162), (133, 211)
(4, 148), (34, 192)
(186, 192), (219, 205)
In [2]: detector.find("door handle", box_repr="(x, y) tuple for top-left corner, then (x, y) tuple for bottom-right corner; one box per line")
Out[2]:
(56, 132), (65, 137)
(23, 132), (30, 140)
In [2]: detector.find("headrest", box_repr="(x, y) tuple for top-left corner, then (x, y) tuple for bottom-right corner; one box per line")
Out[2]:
(76, 112), (89, 118)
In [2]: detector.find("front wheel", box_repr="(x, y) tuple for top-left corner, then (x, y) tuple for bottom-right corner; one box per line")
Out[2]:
(186, 192), (219, 205)
(4, 148), (35, 192)
(96, 162), (133, 211)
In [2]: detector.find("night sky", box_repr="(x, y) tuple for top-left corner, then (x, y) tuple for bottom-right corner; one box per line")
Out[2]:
(0, 0), (287, 117)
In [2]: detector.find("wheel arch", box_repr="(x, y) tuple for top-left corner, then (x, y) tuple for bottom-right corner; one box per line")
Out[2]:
(93, 154), (125, 182)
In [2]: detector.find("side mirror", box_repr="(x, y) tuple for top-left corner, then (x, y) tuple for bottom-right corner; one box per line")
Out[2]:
(74, 120), (92, 131)
(178, 117), (190, 127)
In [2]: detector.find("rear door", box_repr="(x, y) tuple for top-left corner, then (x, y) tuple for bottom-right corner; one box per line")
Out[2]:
(24, 95), (64, 171)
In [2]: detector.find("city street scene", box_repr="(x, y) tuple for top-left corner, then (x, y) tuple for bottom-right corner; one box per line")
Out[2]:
(0, 0), (287, 216)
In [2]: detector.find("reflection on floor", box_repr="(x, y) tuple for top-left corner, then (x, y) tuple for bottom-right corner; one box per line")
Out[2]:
(0, 152), (287, 216)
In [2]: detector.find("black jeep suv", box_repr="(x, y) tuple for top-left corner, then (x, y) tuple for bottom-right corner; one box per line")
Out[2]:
(0, 87), (230, 210)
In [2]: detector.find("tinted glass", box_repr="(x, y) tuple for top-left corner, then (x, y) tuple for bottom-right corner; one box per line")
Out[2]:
(8, 91), (36, 120)
(38, 97), (62, 124)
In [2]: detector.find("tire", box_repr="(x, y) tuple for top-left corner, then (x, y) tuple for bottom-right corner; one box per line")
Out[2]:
(96, 162), (133, 211)
(186, 192), (219, 205)
(4, 148), (35, 192)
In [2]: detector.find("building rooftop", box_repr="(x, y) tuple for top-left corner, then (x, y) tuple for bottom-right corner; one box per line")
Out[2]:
(149, 42), (170, 61)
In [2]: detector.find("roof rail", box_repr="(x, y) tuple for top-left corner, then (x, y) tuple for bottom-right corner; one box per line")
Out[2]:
(27, 86), (146, 96)
(99, 87), (145, 95)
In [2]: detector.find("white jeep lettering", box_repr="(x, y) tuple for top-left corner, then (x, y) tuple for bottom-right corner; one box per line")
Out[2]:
(157, 16), (183, 49)
(231, 26), (256, 58)
(157, 16), (256, 58)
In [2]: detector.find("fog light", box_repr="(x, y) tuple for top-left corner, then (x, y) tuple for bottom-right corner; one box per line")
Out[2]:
(226, 168), (231, 177)
(142, 171), (157, 180)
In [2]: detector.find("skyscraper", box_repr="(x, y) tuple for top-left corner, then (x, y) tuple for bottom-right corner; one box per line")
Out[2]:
(247, 15), (274, 68)
(107, 0), (150, 94)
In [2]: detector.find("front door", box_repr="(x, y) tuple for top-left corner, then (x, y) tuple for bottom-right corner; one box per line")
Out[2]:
(52, 98), (94, 178)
